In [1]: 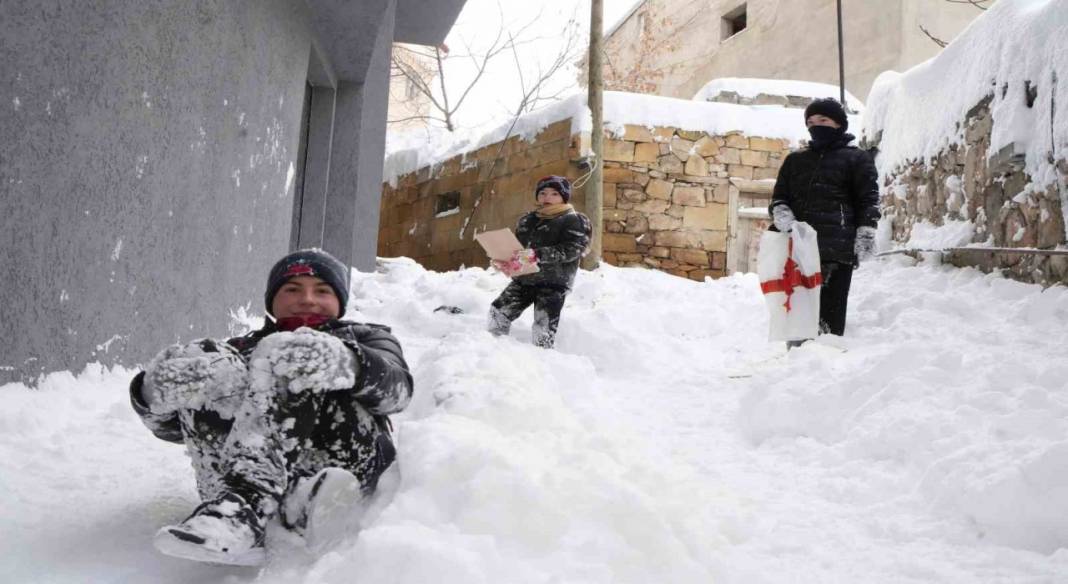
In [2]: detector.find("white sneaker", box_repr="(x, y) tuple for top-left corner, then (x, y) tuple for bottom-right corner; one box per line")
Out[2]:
(153, 492), (266, 566)
(283, 468), (366, 553)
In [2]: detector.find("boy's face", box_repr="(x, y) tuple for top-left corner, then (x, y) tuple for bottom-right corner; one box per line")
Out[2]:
(537, 187), (564, 205)
(806, 114), (841, 129)
(271, 275), (340, 320)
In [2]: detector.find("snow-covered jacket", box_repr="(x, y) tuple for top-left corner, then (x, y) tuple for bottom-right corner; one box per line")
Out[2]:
(769, 134), (881, 264)
(514, 208), (592, 290)
(129, 319), (413, 444)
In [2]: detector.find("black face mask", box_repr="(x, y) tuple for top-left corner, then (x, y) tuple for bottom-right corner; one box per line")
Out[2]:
(807, 125), (845, 146)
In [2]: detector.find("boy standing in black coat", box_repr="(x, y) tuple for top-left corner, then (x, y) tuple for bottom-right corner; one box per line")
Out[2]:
(488, 175), (592, 348)
(769, 98), (881, 338)
(130, 249), (412, 566)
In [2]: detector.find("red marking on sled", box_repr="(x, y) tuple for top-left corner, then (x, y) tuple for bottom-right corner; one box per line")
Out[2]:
(760, 238), (822, 312)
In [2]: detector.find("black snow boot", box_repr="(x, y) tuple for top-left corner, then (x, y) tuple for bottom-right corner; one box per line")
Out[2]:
(154, 492), (266, 566)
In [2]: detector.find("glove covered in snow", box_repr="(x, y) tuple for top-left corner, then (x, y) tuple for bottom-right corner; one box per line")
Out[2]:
(142, 339), (249, 416)
(250, 327), (358, 394)
(771, 204), (796, 233)
(854, 226), (877, 264)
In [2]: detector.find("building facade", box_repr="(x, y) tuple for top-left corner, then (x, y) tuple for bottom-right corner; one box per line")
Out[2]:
(0, 0), (465, 383)
(598, 0), (992, 102)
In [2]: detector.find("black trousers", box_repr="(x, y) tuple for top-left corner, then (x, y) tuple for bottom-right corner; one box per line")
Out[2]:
(488, 282), (568, 348)
(819, 261), (854, 336)
(177, 380), (395, 522)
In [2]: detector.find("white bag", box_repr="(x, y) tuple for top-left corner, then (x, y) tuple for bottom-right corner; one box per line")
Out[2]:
(757, 222), (822, 342)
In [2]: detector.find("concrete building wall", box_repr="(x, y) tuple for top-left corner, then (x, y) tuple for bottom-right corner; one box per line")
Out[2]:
(601, 0), (991, 102)
(1, 0), (312, 382)
(0, 0), (465, 383)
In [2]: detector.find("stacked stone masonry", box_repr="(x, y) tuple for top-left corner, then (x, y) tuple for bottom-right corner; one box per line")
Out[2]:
(379, 119), (792, 281)
(600, 125), (790, 280)
(876, 97), (1068, 286)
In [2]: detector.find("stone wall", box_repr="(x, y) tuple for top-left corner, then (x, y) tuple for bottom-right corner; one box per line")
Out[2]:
(380, 120), (793, 281)
(877, 97), (1068, 285)
(599, 125), (791, 280)
(378, 120), (583, 272)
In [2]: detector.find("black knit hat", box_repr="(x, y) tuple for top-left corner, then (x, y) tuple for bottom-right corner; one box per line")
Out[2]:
(534, 175), (572, 203)
(804, 98), (849, 130)
(264, 248), (349, 317)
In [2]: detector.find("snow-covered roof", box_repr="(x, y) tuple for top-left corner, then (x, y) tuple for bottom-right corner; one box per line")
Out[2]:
(861, 0), (1068, 191)
(693, 77), (863, 112)
(384, 90), (862, 185)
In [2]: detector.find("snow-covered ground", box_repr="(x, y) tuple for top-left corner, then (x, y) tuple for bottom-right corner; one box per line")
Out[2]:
(3, 257), (1068, 583)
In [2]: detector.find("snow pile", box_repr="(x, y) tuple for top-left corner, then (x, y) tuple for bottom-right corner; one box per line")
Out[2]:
(3, 257), (1068, 582)
(384, 94), (589, 188)
(861, 0), (1068, 225)
(384, 88), (834, 186)
(905, 218), (977, 250)
(738, 257), (1068, 555)
(693, 77), (862, 111)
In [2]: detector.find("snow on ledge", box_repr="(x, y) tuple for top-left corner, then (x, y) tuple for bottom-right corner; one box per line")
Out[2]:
(384, 89), (847, 186)
(861, 0), (1068, 193)
(692, 77), (862, 109)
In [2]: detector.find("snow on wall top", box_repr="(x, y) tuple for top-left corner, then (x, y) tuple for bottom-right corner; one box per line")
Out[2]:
(861, 0), (1068, 190)
(383, 89), (856, 186)
(692, 77), (862, 110)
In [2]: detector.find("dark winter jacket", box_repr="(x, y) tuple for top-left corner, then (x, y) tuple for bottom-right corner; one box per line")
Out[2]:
(514, 208), (592, 290)
(129, 319), (413, 445)
(769, 133), (880, 264)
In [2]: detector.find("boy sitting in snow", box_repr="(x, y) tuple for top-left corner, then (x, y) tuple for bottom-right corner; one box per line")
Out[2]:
(129, 249), (412, 566)
(488, 175), (591, 348)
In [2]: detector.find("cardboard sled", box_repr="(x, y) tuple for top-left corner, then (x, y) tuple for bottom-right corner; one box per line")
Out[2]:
(475, 228), (540, 277)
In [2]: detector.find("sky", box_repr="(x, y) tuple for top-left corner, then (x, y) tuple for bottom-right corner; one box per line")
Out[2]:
(395, 0), (643, 135)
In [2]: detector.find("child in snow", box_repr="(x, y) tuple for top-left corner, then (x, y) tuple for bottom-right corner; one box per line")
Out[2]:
(129, 248), (412, 566)
(488, 175), (592, 348)
(769, 98), (881, 341)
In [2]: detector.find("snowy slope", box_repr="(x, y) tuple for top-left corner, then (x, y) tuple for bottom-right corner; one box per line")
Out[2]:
(2, 258), (1068, 583)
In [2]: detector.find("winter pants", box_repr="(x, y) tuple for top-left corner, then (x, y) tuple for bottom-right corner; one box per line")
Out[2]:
(819, 261), (854, 336)
(488, 281), (568, 348)
(176, 376), (395, 523)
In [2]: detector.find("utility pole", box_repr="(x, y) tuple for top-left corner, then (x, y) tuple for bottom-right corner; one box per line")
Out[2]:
(584, 0), (604, 268)
(836, 0), (846, 107)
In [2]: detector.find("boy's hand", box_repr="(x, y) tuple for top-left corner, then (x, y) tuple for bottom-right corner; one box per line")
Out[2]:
(251, 328), (358, 394)
(143, 339), (248, 416)
(771, 204), (796, 233)
(493, 249), (537, 277)
(854, 226), (877, 264)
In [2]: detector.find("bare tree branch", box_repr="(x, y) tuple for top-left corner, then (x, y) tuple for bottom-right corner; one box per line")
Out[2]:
(943, 0), (989, 9)
(919, 24), (948, 48)
(388, 2), (583, 133)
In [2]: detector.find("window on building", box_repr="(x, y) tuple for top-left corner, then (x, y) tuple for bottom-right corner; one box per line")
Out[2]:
(721, 4), (747, 41)
(434, 191), (461, 218)
(405, 76), (420, 99)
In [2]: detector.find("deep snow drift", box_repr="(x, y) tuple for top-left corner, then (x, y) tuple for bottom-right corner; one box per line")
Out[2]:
(2, 257), (1068, 583)
(861, 0), (1068, 237)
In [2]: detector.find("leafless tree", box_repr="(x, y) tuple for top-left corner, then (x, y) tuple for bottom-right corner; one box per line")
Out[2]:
(920, 0), (992, 48)
(388, 3), (584, 132)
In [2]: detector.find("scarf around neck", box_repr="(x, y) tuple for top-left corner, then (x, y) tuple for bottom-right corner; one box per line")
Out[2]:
(535, 203), (573, 219)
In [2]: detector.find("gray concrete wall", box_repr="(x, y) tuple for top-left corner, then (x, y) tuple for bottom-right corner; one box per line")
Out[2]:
(0, 0), (314, 382)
